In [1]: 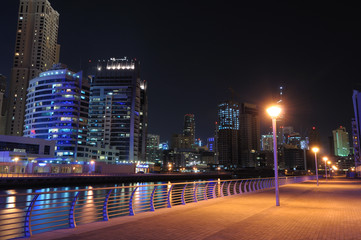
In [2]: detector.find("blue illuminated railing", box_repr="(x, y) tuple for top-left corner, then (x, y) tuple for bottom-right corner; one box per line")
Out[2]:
(0, 176), (315, 239)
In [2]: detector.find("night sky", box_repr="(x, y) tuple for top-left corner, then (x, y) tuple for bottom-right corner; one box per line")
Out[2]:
(1, 1), (361, 153)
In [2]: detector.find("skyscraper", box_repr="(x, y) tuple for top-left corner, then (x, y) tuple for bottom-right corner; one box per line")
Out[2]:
(332, 126), (350, 157)
(23, 64), (89, 162)
(308, 126), (321, 147)
(0, 75), (7, 135)
(216, 101), (240, 168)
(7, 0), (60, 136)
(88, 57), (147, 162)
(183, 114), (195, 145)
(239, 103), (260, 167)
(146, 134), (161, 163)
(352, 90), (361, 172)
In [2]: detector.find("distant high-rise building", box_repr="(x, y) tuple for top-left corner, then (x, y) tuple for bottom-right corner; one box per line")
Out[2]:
(332, 126), (350, 157)
(261, 134), (273, 151)
(352, 90), (361, 173)
(171, 133), (192, 149)
(146, 134), (161, 163)
(23, 64), (89, 162)
(239, 103), (260, 167)
(351, 118), (360, 166)
(183, 114), (195, 144)
(0, 75), (7, 135)
(308, 126), (321, 148)
(7, 0), (60, 136)
(88, 57), (147, 162)
(207, 137), (215, 152)
(216, 101), (240, 168)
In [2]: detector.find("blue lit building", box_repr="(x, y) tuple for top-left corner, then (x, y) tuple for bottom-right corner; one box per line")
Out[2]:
(216, 101), (240, 168)
(88, 57), (148, 163)
(207, 137), (215, 152)
(23, 64), (90, 163)
(353, 90), (361, 175)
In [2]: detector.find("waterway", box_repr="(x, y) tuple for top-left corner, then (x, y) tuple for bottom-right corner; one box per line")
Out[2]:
(0, 179), (218, 240)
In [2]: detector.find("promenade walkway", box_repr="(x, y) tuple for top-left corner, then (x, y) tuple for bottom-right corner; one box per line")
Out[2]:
(32, 177), (361, 240)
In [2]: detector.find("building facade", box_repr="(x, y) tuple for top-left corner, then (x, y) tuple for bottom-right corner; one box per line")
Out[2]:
(216, 101), (240, 169)
(183, 114), (195, 145)
(0, 75), (7, 135)
(7, 0), (60, 136)
(239, 103), (260, 167)
(332, 126), (350, 157)
(23, 64), (90, 162)
(88, 57), (147, 162)
(146, 134), (161, 163)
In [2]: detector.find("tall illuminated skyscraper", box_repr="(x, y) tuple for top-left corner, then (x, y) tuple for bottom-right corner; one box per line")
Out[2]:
(0, 75), (7, 135)
(352, 90), (361, 173)
(332, 126), (350, 157)
(7, 0), (60, 136)
(88, 57), (148, 162)
(183, 114), (195, 145)
(216, 101), (240, 168)
(23, 64), (89, 162)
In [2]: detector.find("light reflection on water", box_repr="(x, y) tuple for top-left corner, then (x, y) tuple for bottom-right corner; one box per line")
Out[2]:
(0, 179), (215, 239)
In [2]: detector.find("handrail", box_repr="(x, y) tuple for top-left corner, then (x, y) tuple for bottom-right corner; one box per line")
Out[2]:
(0, 175), (316, 240)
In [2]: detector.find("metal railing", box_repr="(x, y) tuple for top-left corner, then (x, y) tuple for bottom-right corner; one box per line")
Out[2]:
(0, 175), (315, 239)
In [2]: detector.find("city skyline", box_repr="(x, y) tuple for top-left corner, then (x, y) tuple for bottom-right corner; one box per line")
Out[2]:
(1, 1), (360, 151)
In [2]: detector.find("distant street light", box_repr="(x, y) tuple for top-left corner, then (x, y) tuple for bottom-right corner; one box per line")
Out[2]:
(312, 147), (319, 186)
(266, 105), (282, 206)
(323, 157), (328, 181)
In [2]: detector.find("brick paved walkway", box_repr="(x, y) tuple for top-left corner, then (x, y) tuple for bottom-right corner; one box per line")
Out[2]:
(32, 177), (361, 240)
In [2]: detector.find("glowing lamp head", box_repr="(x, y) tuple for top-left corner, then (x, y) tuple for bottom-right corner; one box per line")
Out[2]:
(322, 157), (328, 161)
(332, 165), (338, 170)
(327, 161), (331, 165)
(266, 106), (282, 118)
(90, 160), (95, 165)
(312, 147), (319, 153)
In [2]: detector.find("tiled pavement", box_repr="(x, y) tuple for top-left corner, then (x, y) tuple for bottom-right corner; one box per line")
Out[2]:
(31, 177), (361, 240)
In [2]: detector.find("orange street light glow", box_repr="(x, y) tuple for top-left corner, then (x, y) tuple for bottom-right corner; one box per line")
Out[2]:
(312, 147), (319, 153)
(266, 106), (282, 118)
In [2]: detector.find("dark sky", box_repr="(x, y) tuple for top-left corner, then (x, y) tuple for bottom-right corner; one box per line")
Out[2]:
(1, 1), (361, 153)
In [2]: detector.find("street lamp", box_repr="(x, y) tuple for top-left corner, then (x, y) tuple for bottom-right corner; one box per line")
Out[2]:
(312, 147), (319, 186)
(266, 105), (282, 206)
(323, 157), (328, 181)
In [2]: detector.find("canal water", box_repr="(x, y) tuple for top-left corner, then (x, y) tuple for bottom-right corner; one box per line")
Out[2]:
(0, 179), (217, 239)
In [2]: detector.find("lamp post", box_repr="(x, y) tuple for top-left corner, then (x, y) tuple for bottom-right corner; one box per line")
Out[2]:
(266, 105), (282, 206)
(323, 157), (328, 181)
(312, 147), (319, 186)
(327, 161), (331, 179)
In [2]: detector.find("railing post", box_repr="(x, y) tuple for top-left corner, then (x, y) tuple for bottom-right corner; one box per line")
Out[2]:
(150, 186), (157, 211)
(248, 180), (253, 192)
(181, 184), (188, 205)
(233, 180), (239, 194)
(227, 181), (231, 196)
(193, 183), (199, 202)
(24, 194), (39, 237)
(259, 179), (262, 190)
(69, 192), (79, 228)
(212, 182), (217, 199)
(243, 180), (248, 193)
(220, 182), (226, 197)
(129, 187), (138, 216)
(204, 183), (209, 200)
(167, 185), (174, 208)
(239, 180), (244, 194)
(103, 190), (113, 221)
